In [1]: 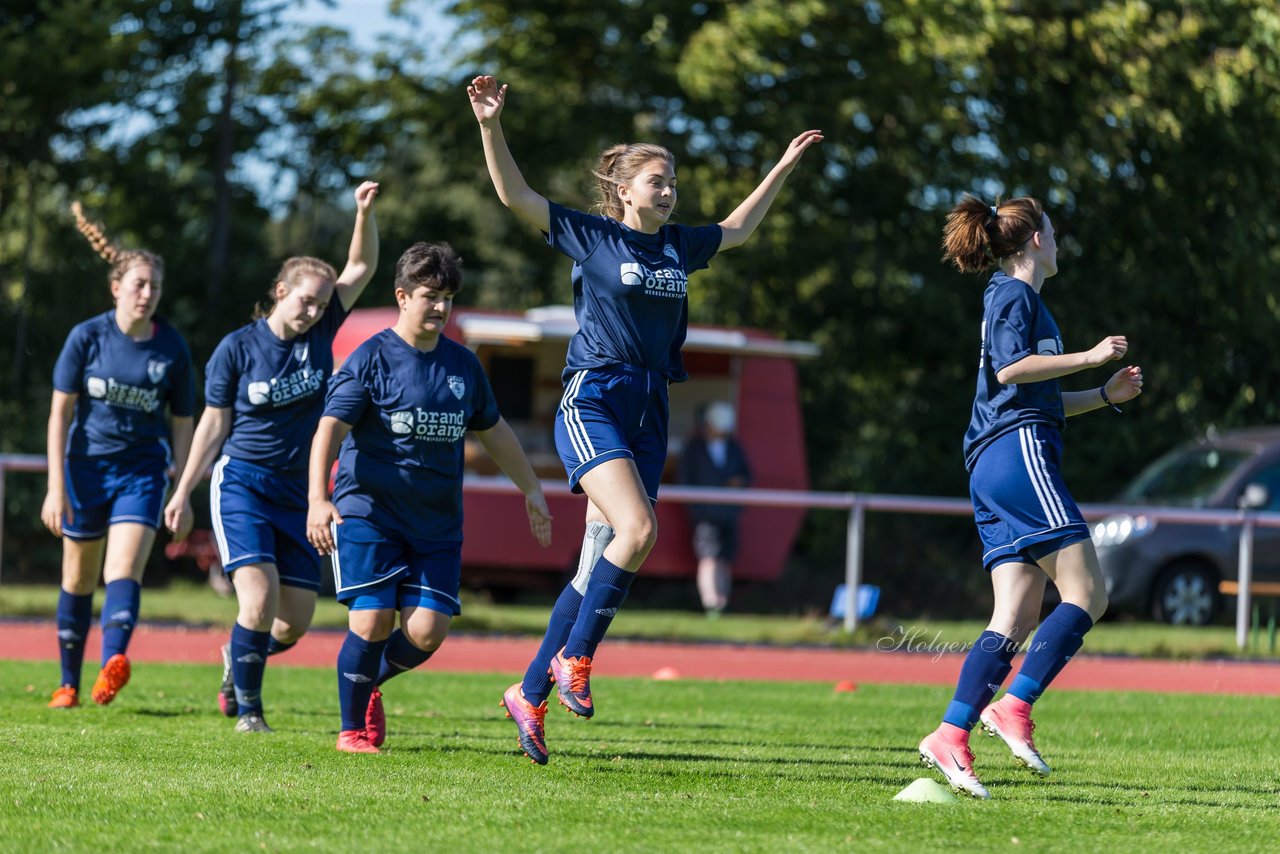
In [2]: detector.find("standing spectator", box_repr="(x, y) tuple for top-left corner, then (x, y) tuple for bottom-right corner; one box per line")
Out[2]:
(680, 402), (751, 616)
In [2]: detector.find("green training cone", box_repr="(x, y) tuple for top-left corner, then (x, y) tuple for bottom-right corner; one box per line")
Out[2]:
(892, 778), (958, 804)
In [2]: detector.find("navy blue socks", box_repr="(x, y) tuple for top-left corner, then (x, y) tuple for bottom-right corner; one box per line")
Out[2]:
(56, 590), (93, 689)
(522, 584), (583, 705)
(376, 629), (434, 685)
(266, 637), (296, 657)
(1008, 603), (1094, 704)
(943, 630), (1021, 730)
(562, 556), (635, 661)
(100, 579), (140, 664)
(337, 631), (387, 732)
(230, 623), (271, 715)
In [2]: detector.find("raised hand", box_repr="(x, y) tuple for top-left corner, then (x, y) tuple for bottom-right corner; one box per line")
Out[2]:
(1104, 365), (1144, 404)
(353, 181), (379, 213)
(778, 129), (824, 172)
(467, 75), (508, 126)
(1086, 335), (1128, 367)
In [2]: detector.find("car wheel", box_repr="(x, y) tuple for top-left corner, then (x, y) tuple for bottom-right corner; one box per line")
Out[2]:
(1150, 560), (1220, 626)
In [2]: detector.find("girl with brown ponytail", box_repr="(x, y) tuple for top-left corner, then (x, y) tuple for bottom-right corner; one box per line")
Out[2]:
(468, 73), (822, 765)
(917, 195), (1144, 799)
(43, 204), (195, 710)
(163, 182), (379, 735)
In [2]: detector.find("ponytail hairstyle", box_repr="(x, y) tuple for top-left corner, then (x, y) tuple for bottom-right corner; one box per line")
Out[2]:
(253, 256), (338, 320)
(941, 195), (1045, 274)
(591, 143), (675, 221)
(394, 242), (463, 296)
(71, 201), (165, 284)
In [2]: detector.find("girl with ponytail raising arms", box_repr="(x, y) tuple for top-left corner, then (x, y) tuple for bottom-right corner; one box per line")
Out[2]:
(467, 74), (822, 764)
(917, 196), (1143, 798)
(44, 204), (195, 709)
(164, 182), (379, 734)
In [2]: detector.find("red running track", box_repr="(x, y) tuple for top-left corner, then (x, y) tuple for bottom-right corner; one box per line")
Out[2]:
(3, 620), (1279, 695)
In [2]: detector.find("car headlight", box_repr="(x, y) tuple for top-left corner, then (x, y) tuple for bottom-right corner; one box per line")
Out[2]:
(1091, 514), (1154, 548)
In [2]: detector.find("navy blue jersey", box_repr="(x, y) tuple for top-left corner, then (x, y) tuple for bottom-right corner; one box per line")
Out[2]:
(205, 299), (348, 474)
(324, 329), (500, 541)
(546, 202), (722, 383)
(963, 272), (1066, 471)
(52, 312), (194, 461)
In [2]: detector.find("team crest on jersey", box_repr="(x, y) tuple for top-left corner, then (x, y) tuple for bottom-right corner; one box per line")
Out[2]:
(447, 375), (466, 400)
(389, 411), (414, 435)
(146, 359), (168, 384)
(292, 342), (309, 364)
(247, 381), (271, 406)
(663, 243), (679, 263)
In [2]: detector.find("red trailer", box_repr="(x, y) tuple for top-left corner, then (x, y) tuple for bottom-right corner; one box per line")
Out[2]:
(332, 306), (818, 589)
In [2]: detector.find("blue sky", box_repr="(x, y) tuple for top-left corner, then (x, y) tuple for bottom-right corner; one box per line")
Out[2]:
(282, 0), (451, 51)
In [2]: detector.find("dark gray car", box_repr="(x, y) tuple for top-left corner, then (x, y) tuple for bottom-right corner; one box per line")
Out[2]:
(1093, 426), (1280, 625)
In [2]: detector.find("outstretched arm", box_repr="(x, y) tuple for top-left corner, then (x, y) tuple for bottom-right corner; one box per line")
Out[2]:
(474, 417), (553, 548)
(334, 181), (380, 311)
(718, 130), (824, 252)
(467, 75), (550, 233)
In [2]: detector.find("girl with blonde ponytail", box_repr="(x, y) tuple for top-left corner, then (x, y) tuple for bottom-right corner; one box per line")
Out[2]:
(468, 73), (823, 765)
(163, 181), (380, 735)
(43, 203), (195, 710)
(917, 195), (1144, 799)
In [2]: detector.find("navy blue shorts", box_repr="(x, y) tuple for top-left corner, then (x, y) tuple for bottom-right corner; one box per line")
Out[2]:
(969, 424), (1091, 572)
(63, 454), (169, 540)
(331, 516), (462, 615)
(210, 456), (320, 591)
(555, 365), (668, 502)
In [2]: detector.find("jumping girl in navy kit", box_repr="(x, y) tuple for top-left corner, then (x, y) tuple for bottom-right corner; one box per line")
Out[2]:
(917, 195), (1144, 798)
(43, 203), (195, 709)
(467, 74), (822, 764)
(164, 182), (380, 734)
(306, 242), (552, 754)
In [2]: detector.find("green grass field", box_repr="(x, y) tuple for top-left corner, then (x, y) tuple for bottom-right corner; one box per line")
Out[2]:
(4, 581), (1277, 659)
(3, 659), (1278, 852)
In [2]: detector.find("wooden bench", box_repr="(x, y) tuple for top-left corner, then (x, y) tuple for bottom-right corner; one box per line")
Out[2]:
(1219, 580), (1280, 653)
(1218, 580), (1280, 597)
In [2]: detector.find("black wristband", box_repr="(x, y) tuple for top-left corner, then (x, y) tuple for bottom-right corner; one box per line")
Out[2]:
(1099, 385), (1122, 413)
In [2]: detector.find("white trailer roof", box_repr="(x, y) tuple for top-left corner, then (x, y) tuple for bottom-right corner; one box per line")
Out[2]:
(457, 306), (820, 359)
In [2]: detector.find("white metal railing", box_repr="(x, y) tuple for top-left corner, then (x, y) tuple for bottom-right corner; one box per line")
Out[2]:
(4, 454), (1280, 649)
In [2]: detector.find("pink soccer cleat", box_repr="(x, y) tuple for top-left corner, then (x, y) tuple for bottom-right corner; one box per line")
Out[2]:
(336, 729), (381, 754)
(980, 695), (1051, 777)
(918, 728), (990, 799)
(549, 649), (594, 718)
(501, 683), (549, 765)
(366, 688), (386, 748)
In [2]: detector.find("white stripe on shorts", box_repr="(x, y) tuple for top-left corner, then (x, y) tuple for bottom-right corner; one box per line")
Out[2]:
(558, 370), (596, 463)
(210, 455), (231, 566)
(329, 521), (343, 593)
(1018, 426), (1068, 529)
